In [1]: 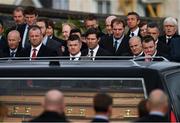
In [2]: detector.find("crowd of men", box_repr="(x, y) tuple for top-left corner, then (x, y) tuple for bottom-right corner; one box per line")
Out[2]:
(0, 6), (180, 61)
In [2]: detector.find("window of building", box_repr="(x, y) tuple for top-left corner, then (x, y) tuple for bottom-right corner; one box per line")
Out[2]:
(52, 0), (69, 10)
(96, 0), (111, 14)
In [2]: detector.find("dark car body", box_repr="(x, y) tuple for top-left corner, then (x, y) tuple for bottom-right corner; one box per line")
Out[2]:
(0, 59), (180, 122)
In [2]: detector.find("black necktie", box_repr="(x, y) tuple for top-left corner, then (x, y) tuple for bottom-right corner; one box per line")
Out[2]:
(114, 40), (118, 51)
(90, 50), (94, 57)
(10, 51), (15, 57)
(131, 32), (134, 37)
(71, 57), (75, 60)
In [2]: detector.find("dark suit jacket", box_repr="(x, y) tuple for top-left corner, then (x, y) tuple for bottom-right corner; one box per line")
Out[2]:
(99, 35), (131, 56)
(3, 47), (23, 58)
(0, 36), (8, 50)
(159, 34), (180, 45)
(20, 44), (58, 59)
(126, 29), (141, 39)
(136, 114), (168, 122)
(46, 37), (63, 56)
(29, 111), (68, 122)
(169, 37), (180, 62)
(82, 46), (111, 60)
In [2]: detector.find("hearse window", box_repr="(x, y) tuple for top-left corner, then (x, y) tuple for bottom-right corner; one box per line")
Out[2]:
(166, 73), (180, 118)
(0, 78), (146, 95)
(0, 78), (147, 122)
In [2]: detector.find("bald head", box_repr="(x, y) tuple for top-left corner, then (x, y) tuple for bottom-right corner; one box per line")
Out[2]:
(129, 36), (143, 56)
(7, 30), (21, 49)
(43, 89), (65, 114)
(105, 15), (117, 35)
(148, 89), (168, 114)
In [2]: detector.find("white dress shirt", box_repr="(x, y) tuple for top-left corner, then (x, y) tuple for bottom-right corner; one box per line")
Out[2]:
(30, 43), (42, 60)
(70, 52), (81, 61)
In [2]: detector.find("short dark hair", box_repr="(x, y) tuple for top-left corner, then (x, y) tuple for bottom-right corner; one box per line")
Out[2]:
(46, 19), (55, 29)
(84, 14), (97, 22)
(29, 25), (42, 33)
(142, 35), (155, 43)
(85, 28), (99, 39)
(127, 12), (140, 20)
(147, 22), (159, 30)
(93, 93), (113, 113)
(24, 6), (38, 16)
(139, 21), (148, 28)
(13, 6), (25, 15)
(36, 18), (48, 28)
(70, 28), (82, 35)
(111, 18), (126, 28)
(68, 34), (80, 42)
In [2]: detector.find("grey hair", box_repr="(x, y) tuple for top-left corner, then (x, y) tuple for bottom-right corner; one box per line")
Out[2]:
(163, 17), (178, 27)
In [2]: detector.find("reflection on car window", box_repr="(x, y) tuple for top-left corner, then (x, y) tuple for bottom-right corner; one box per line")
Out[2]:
(166, 72), (180, 118)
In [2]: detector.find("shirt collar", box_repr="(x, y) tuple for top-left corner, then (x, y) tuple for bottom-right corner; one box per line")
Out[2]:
(42, 36), (48, 45)
(130, 27), (139, 36)
(31, 43), (42, 52)
(95, 115), (109, 120)
(134, 51), (144, 57)
(88, 45), (99, 58)
(150, 111), (165, 116)
(10, 48), (18, 53)
(152, 50), (157, 57)
(70, 52), (81, 60)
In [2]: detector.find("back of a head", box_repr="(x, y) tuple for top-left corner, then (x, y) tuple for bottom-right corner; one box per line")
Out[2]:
(93, 93), (113, 113)
(137, 99), (149, 118)
(148, 89), (168, 113)
(44, 89), (64, 114)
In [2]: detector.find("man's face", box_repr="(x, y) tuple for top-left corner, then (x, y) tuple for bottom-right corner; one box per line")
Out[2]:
(62, 25), (71, 40)
(140, 24), (147, 38)
(127, 15), (140, 30)
(164, 22), (177, 37)
(25, 14), (37, 26)
(67, 40), (82, 56)
(36, 21), (46, 36)
(85, 20), (98, 29)
(29, 29), (43, 47)
(46, 26), (53, 37)
(142, 40), (157, 56)
(147, 27), (159, 41)
(112, 23), (125, 38)
(8, 32), (21, 50)
(129, 39), (142, 55)
(86, 34), (99, 49)
(13, 11), (25, 25)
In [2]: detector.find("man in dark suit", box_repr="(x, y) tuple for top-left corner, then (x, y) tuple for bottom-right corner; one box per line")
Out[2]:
(99, 18), (130, 56)
(66, 34), (86, 61)
(36, 18), (63, 56)
(128, 36), (144, 58)
(136, 89), (169, 122)
(0, 19), (8, 50)
(3, 30), (23, 58)
(147, 22), (170, 58)
(30, 89), (68, 122)
(142, 35), (166, 62)
(21, 25), (58, 60)
(159, 17), (180, 45)
(126, 12), (141, 38)
(82, 28), (110, 60)
(92, 93), (113, 122)
(19, 6), (38, 48)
